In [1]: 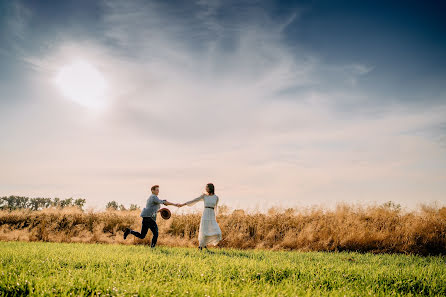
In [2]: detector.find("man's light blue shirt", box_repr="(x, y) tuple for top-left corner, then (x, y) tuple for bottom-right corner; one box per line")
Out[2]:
(140, 194), (166, 222)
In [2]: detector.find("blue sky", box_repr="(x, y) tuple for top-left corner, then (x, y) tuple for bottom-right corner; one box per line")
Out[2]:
(1, 0), (445, 210)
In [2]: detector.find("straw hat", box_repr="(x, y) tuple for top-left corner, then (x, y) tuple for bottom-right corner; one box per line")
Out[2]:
(159, 208), (171, 220)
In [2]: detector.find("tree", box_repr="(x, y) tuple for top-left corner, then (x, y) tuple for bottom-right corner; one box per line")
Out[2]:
(0, 196), (30, 210)
(119, 204), (127, 211)
(29, 198), (44, 211)
(42, 198), (52, 208)
(382, 201), (401, 211)
(106, 201), (119, 210)
(129, 204), (140, 211)
(218, 204), (230, 215)
(52, 198), (61, 208)
(15, 196), (30, 209)
(0, 196), (14, 210)
(0, 196), (10, 210)
(74, 198), (86, 210)
(60, 198), (73, 208)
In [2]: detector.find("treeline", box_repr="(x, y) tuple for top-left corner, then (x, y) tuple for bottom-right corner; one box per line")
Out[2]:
(105, 201), (140, 211)
(0, 196), (142, 212)
(0, 196), (86, 211)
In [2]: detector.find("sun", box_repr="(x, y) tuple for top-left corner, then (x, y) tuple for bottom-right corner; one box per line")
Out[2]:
(54, 60), (108, 110)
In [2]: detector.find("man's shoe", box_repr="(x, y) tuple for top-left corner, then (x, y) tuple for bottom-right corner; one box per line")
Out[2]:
(123, 228), (130, 240)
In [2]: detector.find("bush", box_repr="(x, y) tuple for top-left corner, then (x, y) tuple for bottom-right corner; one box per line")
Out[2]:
(0, 203), (445, 255)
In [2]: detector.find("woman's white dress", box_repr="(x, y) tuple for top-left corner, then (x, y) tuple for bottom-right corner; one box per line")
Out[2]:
(185, 194), (222, 247)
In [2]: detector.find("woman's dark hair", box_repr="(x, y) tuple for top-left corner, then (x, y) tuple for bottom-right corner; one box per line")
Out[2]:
(206, 183), (215, 195)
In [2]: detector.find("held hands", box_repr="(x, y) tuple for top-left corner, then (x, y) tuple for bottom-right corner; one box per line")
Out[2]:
(173, 203), (185, 207)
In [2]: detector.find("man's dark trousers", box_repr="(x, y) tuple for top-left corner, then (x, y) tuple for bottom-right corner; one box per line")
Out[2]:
(130, 217), (159, 247)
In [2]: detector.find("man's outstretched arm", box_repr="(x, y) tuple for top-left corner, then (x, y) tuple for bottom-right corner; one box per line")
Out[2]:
(153, 196), (180, 207)
(162, 200), (181, 207)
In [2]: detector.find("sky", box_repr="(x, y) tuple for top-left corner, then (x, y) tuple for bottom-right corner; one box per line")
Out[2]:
(1, 0), (445, 211)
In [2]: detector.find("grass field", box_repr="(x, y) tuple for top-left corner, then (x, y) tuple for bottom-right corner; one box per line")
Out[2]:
(0, 241), (445, 296)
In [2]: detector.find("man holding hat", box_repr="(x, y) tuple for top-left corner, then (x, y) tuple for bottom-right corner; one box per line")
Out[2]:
(124, 185), (180, 248)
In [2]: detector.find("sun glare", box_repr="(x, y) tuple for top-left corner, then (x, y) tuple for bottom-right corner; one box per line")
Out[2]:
(54, 60), (108, 110)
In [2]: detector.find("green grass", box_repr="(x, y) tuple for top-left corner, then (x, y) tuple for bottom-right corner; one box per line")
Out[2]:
(0, 241), (445, 296)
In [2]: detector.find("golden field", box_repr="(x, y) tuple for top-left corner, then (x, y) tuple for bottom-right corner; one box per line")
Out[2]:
(0, 204), (445, 255)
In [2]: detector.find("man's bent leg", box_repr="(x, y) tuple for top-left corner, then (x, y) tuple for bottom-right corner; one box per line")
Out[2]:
(130, 217), (150, 239)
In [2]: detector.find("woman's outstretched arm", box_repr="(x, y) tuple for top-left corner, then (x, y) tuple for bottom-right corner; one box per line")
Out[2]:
(180, 194), (205, 207)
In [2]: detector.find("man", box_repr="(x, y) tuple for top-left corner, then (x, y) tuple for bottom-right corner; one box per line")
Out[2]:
(124, 185), (180, 248)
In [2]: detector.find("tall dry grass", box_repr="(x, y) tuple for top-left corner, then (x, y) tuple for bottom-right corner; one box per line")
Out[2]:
(0, 204), (445, 255)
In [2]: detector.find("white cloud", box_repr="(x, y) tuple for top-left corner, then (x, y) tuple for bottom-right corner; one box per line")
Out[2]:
(1, 0), (445, 210)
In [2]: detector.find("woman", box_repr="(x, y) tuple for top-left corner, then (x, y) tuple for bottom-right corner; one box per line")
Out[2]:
(180, 183), (222, 250)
